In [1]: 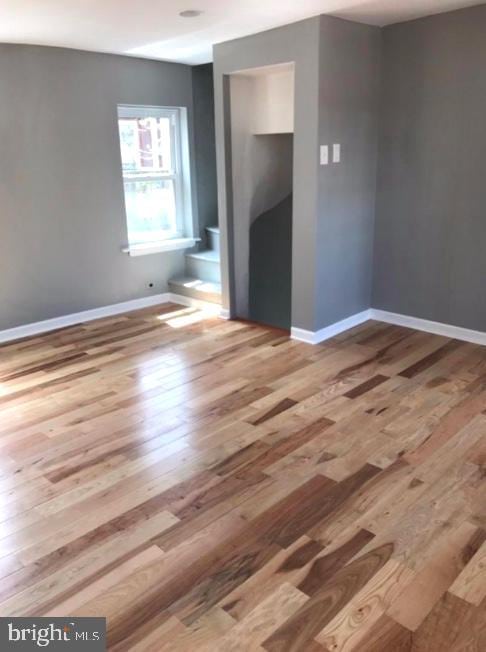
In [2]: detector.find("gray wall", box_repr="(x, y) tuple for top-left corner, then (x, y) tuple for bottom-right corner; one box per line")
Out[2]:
(250, 193), (293, 329)
(317, 16), (381, 328)
(192, 63), (218, 243)
(7, 7), (484, 335)
(213, 18), (321, 330)
(0, 45), (196, 331)
(373, 5), (486, 331)
(214, 16), (381, 332)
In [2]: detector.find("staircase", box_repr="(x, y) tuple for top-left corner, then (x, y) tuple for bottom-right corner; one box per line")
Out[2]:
(169, 226), (222, 304)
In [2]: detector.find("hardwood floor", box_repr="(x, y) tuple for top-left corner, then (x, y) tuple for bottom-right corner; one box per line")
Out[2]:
(0, 302), (485, 650)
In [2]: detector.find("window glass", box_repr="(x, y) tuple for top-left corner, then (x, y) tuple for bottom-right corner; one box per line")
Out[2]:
(118, 107), (184, 246)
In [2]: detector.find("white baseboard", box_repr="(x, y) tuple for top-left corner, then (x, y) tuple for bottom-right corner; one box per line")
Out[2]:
(3, 297), (484, 348)
(291, 309), (372, 345)
(0, 293), (223, 345)
(370, 309), (486, 346)
(290, 307), (486, 347)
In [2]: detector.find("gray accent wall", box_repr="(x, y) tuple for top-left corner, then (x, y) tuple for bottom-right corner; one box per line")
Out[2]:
(213, 17), (321, 331)
(316, 16), (381, 328)
(249, 193), (293, 329)
(4, 5), (485, 336)
(192, 63), (218, 242)
(214, 16), (381, 332)
(373, 5), (486, 331)
(0, 45), (196, 331)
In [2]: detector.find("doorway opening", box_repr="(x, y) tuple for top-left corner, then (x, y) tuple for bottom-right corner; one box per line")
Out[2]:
(229, 62), (295, 330)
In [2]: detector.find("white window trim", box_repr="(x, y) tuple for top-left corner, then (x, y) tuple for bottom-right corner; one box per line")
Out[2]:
(118, 104), (195, 255)
(122, 237), (200, 256)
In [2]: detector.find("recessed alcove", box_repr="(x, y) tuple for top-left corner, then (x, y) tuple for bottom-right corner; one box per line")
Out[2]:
(229, 62), (295, 328)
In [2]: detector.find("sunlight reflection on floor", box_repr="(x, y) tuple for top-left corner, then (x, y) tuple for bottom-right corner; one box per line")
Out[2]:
(158, 305), (220, 328)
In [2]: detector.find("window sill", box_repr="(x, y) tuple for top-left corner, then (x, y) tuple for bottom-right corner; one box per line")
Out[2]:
(122, 238), (199, 257)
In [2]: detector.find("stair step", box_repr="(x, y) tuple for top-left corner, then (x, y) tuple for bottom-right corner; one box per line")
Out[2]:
(186, 249), (220, 263)
(185, 248), (221, 283)
(169, 276), (222, 305)
(206, 225), (220, 253)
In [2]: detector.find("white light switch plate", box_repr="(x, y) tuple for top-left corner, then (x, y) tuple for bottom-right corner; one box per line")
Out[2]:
(333, 144), (341, 163)
(320, 145), (329, 165)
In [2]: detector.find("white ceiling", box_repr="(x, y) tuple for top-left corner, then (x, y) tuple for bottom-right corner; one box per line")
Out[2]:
(0, 0), (482, 65)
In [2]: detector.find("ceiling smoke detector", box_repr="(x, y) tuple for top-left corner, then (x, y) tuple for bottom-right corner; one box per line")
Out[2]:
(179, 10), (203, 18)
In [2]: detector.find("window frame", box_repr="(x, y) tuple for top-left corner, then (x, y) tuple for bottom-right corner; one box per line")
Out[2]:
(117, 104), (195, 254)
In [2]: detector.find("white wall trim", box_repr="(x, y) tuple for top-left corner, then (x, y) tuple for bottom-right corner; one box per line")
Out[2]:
(290, 307), (486, 347)
(370, 309), (486, 346)
(291, 309), (372, 345)
(0, 293), (223, 344)
(4, 300), (485, 348)
(122, 238), (199, 256)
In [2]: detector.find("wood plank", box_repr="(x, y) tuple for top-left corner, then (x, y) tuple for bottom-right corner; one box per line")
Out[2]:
(315, 560), (414, 651)
(262, 542), (395, 651)
(449, 538), (486, 605)
(387, 520), (482, 630)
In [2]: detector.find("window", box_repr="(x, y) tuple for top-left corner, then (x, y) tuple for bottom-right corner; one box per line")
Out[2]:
(118, 105), (192, 252)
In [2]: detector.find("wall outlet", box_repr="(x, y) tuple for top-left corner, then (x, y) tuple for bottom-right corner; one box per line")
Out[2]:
(320, 145), (329, 165)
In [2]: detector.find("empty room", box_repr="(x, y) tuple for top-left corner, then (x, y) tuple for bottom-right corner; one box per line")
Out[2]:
(1, 1), (486, 650)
